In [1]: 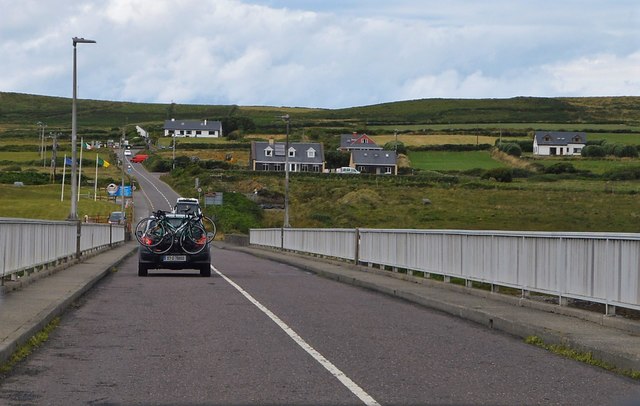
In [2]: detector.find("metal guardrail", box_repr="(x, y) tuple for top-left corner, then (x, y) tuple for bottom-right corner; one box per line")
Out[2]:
(250, 227), (640, 314)
(1, 218), (125, 283)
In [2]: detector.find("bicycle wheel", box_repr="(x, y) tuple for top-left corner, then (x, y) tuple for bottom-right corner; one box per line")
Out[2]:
(200, 215), (217, 243)
(135, 217), (162, 247)
(179, 223), (207, 254)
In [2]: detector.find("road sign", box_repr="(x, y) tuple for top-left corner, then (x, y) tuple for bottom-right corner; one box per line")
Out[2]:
(106, 183), (118, 196)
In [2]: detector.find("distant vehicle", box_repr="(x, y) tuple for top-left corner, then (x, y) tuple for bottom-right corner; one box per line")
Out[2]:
(124, 149), (132, 156)
(338, 167), (360, 174)
(108, 211), (126, 225)
(131, 154), (148, 163)
(174, 197), (201, 215)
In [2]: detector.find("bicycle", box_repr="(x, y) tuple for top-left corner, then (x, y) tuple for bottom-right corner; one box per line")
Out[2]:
(135, 210), (209, 255)
(174, 206), (217, 244)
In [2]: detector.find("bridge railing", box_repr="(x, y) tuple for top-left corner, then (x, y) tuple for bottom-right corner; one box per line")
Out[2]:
(1, 218), (125, 283)
(250, 227), (640, 314)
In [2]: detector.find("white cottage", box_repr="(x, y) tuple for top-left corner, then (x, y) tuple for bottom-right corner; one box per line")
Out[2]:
(533, 131), (586, 156)
(164, 119), (223, 138)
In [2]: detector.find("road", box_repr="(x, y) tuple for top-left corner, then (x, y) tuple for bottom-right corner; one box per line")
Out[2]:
(1, 160), (639, 405)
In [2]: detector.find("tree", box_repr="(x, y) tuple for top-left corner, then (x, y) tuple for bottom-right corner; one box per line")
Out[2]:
(383, 141), (407, 155)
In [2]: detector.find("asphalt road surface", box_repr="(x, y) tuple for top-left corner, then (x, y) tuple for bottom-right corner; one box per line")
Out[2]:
(1, 161), (639, 405)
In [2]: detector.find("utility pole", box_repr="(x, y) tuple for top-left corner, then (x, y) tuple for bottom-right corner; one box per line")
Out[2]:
(394, 129), (398, 154)
(37, 122), (46, 164)
(282, 114), (291, 228)
(50, 132), (59, 182)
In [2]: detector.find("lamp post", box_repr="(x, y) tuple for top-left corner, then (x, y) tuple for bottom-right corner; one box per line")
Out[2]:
(281, 114), (290, 228)
(69, 36), (96, 220)
(121, 127), (126, 215)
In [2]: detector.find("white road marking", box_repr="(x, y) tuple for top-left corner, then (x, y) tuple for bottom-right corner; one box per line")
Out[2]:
(129, 161), (173, 211)
(212, 265), (381, 406)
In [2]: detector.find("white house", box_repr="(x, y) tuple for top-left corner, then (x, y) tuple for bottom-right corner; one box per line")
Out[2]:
(533, 131), (586, 156)
(163, 119), (223, 138)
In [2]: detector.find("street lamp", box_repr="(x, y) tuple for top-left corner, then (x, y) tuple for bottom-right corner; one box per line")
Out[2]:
(69, 36), (96, 220)
(281, 114), (290, 228)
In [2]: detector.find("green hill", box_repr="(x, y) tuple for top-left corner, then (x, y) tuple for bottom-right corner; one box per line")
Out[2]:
(2, 92), (640, 135)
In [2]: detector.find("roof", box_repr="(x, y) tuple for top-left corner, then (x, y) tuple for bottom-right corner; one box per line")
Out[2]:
(351, 149), (397, 166)
(339, 133), (382, 150)
(534, 131), (587, 146)
(164, 119), (222, 131)
(251, 141), (325, 164)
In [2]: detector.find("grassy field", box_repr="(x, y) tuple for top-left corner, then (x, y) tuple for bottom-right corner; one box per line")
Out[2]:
(524, 156), (640, 174)
(372, 134), (500, 146)
(408, 151), (506, 171)
(369, 123), (640, 132)
(175, 171), (640, 233)
(0, 184), (120, 220)
(3, 92), (640, 233)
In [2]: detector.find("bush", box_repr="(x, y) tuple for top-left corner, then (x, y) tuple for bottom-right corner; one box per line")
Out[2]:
(498, 142), (522, 157)
(617, 145), (638, 158)
(0, 171), (49, 185)
(481, 168), (513, 182)
(143, 156), (172, 172)
(581, 145), (606, 157)
(544, 162), (576, 174)
(205, 192), (262, 234)
(603, 166), (640, 181)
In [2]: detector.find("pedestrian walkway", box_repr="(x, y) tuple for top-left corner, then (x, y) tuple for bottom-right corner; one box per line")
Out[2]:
(0, 242), (138, 365)
(1, 240), (639, 377)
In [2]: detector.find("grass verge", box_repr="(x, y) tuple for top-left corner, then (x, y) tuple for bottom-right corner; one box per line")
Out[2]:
(0, 317), (60, 376)
(525, 335), (640, 380)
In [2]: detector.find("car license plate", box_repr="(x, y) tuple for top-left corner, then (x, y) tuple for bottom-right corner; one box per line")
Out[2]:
(163, 255), (186, 262)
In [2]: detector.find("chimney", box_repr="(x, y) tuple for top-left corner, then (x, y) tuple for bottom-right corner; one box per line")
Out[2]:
(203, 119), (207, 125)
(269, 138), (274, 145)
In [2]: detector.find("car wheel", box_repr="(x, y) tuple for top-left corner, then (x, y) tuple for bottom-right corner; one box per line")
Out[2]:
(138, 263), (148, 277)
(200, 264), (211, 277)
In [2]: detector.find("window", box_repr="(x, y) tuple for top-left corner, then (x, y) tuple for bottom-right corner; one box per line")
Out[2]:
(307, 148), (316, 158)
(262, 164), (269, 171)
(274, 164), (283, 171)
(265, 147), (273, 157)
(288, 147), (296, 157)
(196, 130), (201, 136)
(385, 167), (392, 174)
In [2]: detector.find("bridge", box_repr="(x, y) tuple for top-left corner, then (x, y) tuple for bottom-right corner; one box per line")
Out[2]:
(1, 160), (639, 404)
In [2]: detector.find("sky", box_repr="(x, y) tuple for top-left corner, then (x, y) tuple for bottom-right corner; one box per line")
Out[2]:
(1, 0), (639, 109)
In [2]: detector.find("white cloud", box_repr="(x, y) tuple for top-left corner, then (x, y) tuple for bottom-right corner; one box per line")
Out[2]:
(543, 53), (640, 96)
(0, 0), (639, 108)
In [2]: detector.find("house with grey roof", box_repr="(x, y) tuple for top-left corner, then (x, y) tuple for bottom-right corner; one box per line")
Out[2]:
(350, 149), (397, 175)
(164, 119), (223, 138)
(250, 140), (325, 173)
(533, 131), (586, 156)
(339, 133), (382, 151)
